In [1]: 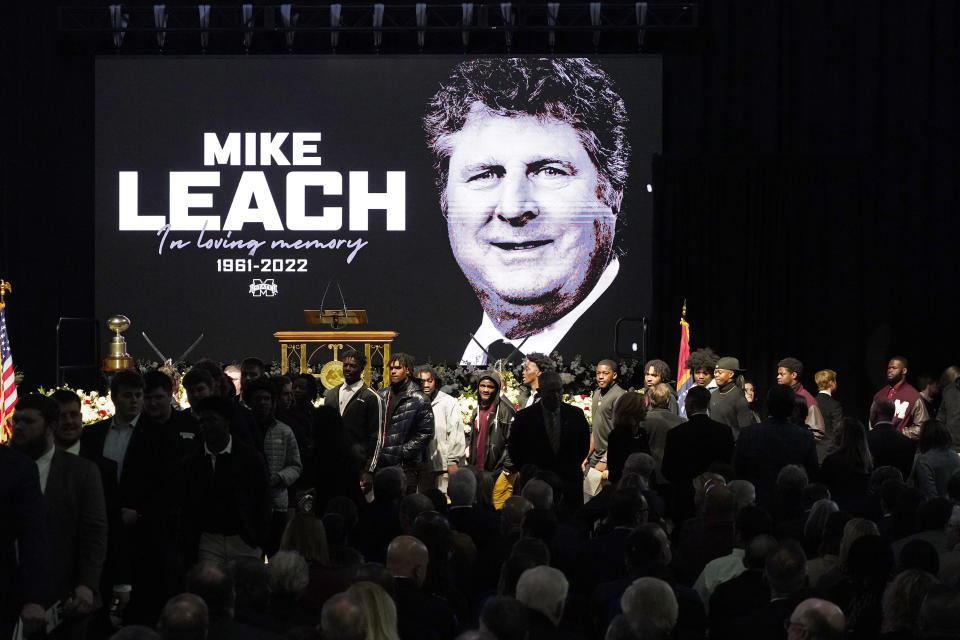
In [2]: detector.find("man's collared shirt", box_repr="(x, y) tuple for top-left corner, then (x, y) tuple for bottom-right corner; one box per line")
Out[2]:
(204, 435), (233, 472)
(35, 445), (56, 494)
(338, 379), (365, 415)
(460, 258), (620, 365)
(103, 413), (140, 479)
(64, 441), (81, 455)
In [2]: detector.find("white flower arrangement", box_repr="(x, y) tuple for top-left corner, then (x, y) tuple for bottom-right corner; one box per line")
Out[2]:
(40, 386), (115, 425)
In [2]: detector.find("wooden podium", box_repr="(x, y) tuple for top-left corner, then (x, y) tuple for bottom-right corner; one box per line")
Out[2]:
(273, 330), (398, 387)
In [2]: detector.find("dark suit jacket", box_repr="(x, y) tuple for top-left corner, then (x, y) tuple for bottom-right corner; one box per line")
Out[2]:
(180, 439), (271, 557)
(80, 415), (178, 524)
(324, 383), (383, 471)
(708, 570), (769, 640)
(44, 449), (108, 604)
(734, 419), (819, 509)
(394, 577), (459, 640)
(816, 392), (844, 446)
(77, 444), (128, 590)
(507, 403), (591, 506)
(867, 422), (917, 479)
(0, 447), (49, 626)
(661, 414), (735, 518)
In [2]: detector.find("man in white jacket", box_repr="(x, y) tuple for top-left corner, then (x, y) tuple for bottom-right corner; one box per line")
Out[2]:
(416, 365), (466, 493)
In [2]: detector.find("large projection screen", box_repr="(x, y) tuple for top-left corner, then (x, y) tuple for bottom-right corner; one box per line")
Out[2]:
(95, 56), (661, 366)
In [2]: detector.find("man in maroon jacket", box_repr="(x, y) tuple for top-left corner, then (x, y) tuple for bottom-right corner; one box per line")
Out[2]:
(870, 356), (929, 439)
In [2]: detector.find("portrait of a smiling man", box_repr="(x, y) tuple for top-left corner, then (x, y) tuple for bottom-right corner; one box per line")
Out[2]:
(424, 58), (632, 365)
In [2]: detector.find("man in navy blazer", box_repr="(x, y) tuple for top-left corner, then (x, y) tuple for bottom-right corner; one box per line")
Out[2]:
(11, 393), (107, 639)
(79, 369), (177, 625)
(507, 371), (590, 508)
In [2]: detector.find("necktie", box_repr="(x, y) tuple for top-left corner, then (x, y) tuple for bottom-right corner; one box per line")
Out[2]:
(487, 339), (523, 366)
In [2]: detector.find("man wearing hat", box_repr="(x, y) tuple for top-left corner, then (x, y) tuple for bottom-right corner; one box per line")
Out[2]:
(709, 357), (757, 439)
(467, 371), (517, 509)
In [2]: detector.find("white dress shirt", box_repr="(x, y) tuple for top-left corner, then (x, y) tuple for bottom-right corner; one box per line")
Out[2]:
(460, 258), (620, 365)
(35, 445), (56, 494)
(204, 435), (233, 472)
(338, 379), (365, 415)
(103, 413), (140, 479)
(693, 548), (746, 610)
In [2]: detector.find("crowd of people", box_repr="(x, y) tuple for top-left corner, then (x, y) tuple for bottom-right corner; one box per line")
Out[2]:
(3, 346), (960, 640)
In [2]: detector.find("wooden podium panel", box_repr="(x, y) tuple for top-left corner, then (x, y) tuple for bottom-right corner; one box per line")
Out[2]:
(273, 330), (398, 387)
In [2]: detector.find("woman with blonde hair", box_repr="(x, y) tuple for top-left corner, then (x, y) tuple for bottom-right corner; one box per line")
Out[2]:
(346, 581), (400, 640)
(280, 513), (351, 612)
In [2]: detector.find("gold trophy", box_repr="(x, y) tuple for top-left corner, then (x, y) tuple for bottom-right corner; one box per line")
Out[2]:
(103, 315), (135, 371)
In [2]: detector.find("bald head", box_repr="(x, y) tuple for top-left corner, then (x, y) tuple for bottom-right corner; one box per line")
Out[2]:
(501, 496), (533, 534)
(158, 593), (208, 640)
(789, 598), (845, 640)
(386, 535), (429, 585)
(320, 593), (367, 640)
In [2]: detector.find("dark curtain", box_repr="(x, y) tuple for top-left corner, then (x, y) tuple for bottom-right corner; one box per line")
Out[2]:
(649, 0), (960, 419)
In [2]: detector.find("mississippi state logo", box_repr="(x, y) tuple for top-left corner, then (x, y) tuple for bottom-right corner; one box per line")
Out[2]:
(249, 279), (278, 297)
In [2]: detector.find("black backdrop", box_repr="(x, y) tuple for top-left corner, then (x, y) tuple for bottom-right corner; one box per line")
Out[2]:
(2, 1), (959, 418)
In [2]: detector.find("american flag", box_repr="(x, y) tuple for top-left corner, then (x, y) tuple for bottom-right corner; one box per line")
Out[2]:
(0, 306), (17, 442)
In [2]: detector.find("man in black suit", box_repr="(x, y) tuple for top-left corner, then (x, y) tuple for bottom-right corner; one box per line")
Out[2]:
(0, 437), (49, 639)
(143, 369), (201, 463)
(867, 397), (917, 478)
(323, 349), (384, 493)
(79, 369), (178, 625)
(734, 385), (819, 510)
(813, 369), (844, 459)
(179, 396), (270, 565)
(507, 371), (591, 508)
(708, 534), (778, 640)
(661, 386), (735, 521)
(11, 394), (108, 639)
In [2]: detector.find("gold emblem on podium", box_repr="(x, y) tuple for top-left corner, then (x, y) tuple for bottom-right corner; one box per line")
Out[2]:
(319, 360), (344, 390)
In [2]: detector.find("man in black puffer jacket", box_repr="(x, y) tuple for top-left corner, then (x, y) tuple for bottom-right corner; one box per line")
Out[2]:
(372, 353), (436, 491)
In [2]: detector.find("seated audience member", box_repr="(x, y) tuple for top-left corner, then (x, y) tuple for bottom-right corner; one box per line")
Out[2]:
(817, 517), (880, 589)
(917, 585), (960, 640)
(662, 386), (735, 520)
(476, 495), (533, 594)
(824, 535), (894, 639)
(881, 569), (941, 640)
(772, 465), (812, 541)
(787, 598), (846, 640)
(353, 563), (398, 598)
(268, 551), (313, 629)
(591, 523), (704, 639)
(892, 497), (953, 559)
(674, 485), (737, 586)
(479, 596), (529, 640)
(807, 510), (852, 587)
(158, 593), (209, 640)
(802, 499), (839, 559)
(356, 466), (405, 563)
(576, 487), (648, 592)
(867, 399), (917, 479)
(708, 534), (778, 640)
(727, 479), (757, 512)
(898, 539), (941, 577)
(694, 504), (773, 607)
(606, 614), (668, 640)
(387, 535), (459, 640)
(913, 420), (960, 499)
(412, 511), (470, 623)
(603, 393), (651, 486)
(179, 396), (270, 565)
(515, 566), (570, 640)
(819, 418), (873, 514)
(734, 384), (818, 510)
(346, 581), (400, 640)
(867, 465), (905, 524)
(750, 541), (811, 640)
(185, 561), (277, 640)
(320, 593), (367, 640)
(280, 512), (350, 613)
(110, 626), (162, 640)
(447, 468), (499, 551)
(621, 577), (678, 638)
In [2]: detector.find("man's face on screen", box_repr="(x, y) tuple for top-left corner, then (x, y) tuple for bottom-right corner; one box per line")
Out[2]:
(444, 110), (616, 331)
